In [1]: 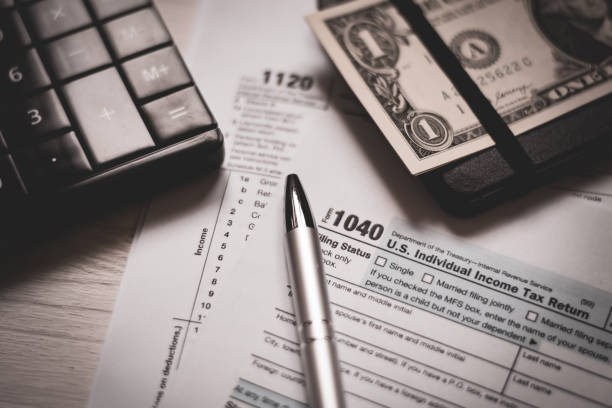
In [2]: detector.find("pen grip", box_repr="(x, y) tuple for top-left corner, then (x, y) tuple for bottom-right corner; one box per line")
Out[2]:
(285, 227), (331, 324)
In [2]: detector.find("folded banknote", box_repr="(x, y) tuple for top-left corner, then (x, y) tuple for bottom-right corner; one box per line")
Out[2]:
(308, 0), (612, 174)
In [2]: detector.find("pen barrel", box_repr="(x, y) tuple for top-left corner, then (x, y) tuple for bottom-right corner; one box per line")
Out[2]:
(301, 326), (345, 408)
(285, 228), (331, 324)
(285, 227), (345, 408)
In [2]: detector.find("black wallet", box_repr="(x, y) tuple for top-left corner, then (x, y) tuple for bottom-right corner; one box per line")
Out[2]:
(389, 0), (612, 216)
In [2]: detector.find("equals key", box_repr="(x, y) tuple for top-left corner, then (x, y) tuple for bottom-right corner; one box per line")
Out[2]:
(168, 106), (188, 120)
(142, 87), (216, 144)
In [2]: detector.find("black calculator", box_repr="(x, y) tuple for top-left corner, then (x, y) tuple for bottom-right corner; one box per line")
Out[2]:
(0, 0), (224, 213)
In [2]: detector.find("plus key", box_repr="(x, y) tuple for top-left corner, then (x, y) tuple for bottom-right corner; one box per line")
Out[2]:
(63, 68), (154, 165)
(98, 107), (116, 121)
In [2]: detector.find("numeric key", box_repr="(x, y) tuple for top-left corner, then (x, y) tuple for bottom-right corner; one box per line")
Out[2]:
(3, 89), (71, 145)
(0, 10), (31, 52)
(14, 131), (92, 191)
(0, 49), (51, 97)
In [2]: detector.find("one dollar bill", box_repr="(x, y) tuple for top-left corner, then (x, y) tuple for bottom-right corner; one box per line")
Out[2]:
(307, 0), (612, 174)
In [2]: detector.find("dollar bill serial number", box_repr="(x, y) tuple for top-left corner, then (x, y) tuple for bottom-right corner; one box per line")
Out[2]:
(475, 57), (533, 87)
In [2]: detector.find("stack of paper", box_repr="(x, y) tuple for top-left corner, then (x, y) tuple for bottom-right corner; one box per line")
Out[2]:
(88, 2), (612, 408)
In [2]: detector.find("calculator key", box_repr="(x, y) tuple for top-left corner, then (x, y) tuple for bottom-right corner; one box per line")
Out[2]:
(14, 131), (91, 191)
(88, 0), (149, 20)
(122, 46), (191, 100)
(0, 154), (26, 201)
(63, 68), (154, 165)
(25, 0), (91, 40)
(0, 10), (31, 52)
(142, 87), (214, 143)
(45, 27), (111, 80)
(0, 49), (51, 96)
(0, 90), (70, 146)
(4, 89), (71, 144)
(103, 8), (170, 59)
(4, 90), (70, 145)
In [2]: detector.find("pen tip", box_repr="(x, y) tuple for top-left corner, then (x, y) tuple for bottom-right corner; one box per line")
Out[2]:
(286, 173), (299, 186)
(285, 174), (314, 231)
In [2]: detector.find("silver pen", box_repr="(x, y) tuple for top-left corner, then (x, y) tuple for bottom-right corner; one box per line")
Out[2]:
(284, 174), (346, 408)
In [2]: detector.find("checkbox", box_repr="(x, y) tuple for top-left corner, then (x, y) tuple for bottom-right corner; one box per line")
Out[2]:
(526, 311), (538, 322)
(375, 256), (387, 267)
(421, 273), (434, 284)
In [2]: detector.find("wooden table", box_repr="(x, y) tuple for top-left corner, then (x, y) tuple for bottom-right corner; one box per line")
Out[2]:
(0, 2), (198, 406)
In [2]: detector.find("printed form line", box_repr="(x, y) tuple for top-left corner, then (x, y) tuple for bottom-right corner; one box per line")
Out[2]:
(175, 171), (232, 369)
(319, 225), (612, 332)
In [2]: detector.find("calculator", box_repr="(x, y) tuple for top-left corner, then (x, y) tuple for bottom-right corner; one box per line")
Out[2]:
(0, 0), (224, 214)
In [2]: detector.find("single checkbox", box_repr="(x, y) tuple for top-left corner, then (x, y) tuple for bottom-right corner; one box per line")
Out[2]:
(375, 256), (387, 267)
(422, 273), (434, 284)
(526, 311), (538, 322)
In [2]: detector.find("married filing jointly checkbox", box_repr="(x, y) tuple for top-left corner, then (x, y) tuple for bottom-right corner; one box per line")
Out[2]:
(374, 256), (387, 267)
(526, 311), (539, 322)
(422, 273), (434, 284)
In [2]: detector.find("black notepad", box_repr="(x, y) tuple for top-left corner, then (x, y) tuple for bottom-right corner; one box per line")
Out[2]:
(389, 0), (612, 216)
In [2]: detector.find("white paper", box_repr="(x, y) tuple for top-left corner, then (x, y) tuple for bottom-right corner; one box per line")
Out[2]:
(88, 1), (330, 407)
(190, 93), (612, 407)
(88, 1), (612, 407)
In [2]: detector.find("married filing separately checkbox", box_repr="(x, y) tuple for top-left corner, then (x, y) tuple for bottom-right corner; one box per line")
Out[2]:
(526, 311), (539, 322)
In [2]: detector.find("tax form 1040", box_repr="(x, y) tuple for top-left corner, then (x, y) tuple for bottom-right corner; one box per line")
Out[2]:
(184, 78), (612, 406)
(88, 1), (612, 407)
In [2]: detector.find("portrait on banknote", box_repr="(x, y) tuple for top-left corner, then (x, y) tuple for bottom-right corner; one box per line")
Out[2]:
(531, 0), (612, 65)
